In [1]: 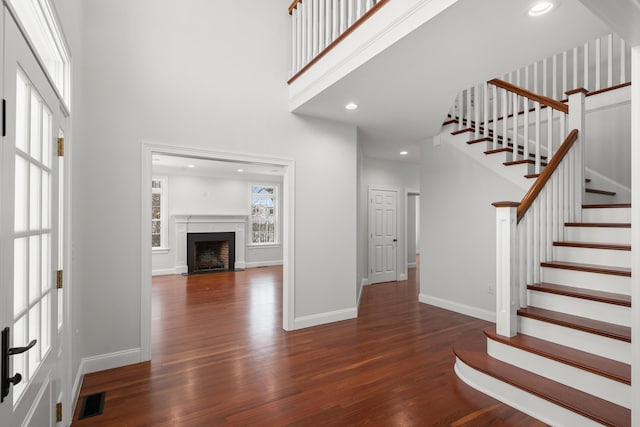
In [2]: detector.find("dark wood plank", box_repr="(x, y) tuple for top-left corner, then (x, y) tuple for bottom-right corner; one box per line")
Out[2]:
(484, 327), (630, 384)
(540, 260), (631, 277)
(528, 282), (631, 307)
(455, 331), (630, 426)
(72, 265), (544, 426)
(582, 203), (631, 209)
(565, 222), (631, 228)
(517, 307), (631, 342)
(467, 136), (492, 145)
(586, 188), (616, 196)
(451, 127), (474, 135)
(553, 241), (631, 251)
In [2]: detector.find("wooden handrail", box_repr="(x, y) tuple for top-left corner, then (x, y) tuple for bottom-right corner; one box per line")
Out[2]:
(287, 0), (391, 84)
(289, 0), (302, 14)
(488, 78), (569, 114)
(516, 129), (579, 222)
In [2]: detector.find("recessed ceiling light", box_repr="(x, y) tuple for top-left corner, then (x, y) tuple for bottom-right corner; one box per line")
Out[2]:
(345, 102), (358, 110)
(528, 1), (555, 16)
(237, 168), (244, 172)
(400, 151), (408, 156)
(186, 164), (195, 168)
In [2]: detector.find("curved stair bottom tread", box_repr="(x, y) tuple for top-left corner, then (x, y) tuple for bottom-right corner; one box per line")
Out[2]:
(453, 331), (630, 427)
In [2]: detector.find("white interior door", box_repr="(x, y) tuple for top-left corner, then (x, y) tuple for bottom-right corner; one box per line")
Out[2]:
(369, 188), (397, 284)
(1, 7), (64, 426)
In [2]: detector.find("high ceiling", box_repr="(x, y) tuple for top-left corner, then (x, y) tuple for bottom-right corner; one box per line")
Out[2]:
(291, 0), (614, 162)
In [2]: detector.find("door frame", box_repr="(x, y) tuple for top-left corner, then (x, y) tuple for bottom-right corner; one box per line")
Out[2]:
(140, 142), (296, 360)
(367, 185), (400, 284)
(405, 189), (420, 269)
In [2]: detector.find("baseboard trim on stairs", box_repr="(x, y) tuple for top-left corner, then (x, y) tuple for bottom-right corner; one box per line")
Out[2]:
(454, 358), (603, 427)
(418, 293), (494, 322)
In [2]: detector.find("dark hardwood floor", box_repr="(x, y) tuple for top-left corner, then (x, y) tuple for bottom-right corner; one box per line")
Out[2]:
(73, 265), (546, 426)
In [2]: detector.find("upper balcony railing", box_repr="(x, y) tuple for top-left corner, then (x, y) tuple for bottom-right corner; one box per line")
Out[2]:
(288, 0), (388, 83)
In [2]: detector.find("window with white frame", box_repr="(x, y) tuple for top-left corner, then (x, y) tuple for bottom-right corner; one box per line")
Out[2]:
(151, 177), (168, 249)
(250, 184), (278, 245)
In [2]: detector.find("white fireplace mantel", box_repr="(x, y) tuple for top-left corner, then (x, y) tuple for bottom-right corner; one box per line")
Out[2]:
(174, 214), (247, 272)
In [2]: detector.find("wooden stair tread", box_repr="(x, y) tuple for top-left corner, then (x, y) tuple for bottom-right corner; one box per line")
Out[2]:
(553, 241), (630, 251)
(451, 127), (474, 135)
(528, 282), (631, 307)
(517, 307), (631, 342)
(442, 119), (458, 126)
(466, 136), (492, 145)
(565, 222), (630, 228)
(484, 327), (630, 384)
(586, 188), (616, 196)
(454, 331), (631, 426)
(484, 148), (548, 160)
(540, 260), (631, 277)
(582, 203), (631, 209)
(503, 159), (548, 167)
(524, 173), (539, 179)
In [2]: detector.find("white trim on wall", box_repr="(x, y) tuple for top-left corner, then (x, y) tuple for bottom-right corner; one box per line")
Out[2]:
(293, 307), (357, 330)
(419, 293), (496, 323)
(141, 142), (296, 362)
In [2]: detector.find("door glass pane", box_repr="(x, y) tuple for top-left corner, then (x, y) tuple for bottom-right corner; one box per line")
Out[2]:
(41, 233), (50, 293)
(29, 235), (41, 304)
(14, 238), (28, 317)
(29, 91), (42, 162)
(30, 165), (42, 230)
(41, 110), (51, 168)
(13, 315), (27, 401)
(15, 155), (28, 232)
(28, 303), (41, 378)
(41, 293), (51, 356)
(42, 171), (50, 229)
(16, 73), (28, 152)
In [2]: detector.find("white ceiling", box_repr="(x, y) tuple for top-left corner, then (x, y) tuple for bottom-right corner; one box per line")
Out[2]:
(292, 0), (613, 162)
(152, 154), (285, 179)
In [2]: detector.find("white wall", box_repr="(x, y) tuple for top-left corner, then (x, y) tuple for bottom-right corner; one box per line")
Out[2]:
(419, 136), (523, 320)
(407, 194), (419, 266)
(76, 0), (357, 363)
(361, 156), (420, 283)
(151, 173), (284, 274)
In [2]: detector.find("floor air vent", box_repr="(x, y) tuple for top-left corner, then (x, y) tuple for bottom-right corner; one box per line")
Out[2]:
(78, 391), (106, 420)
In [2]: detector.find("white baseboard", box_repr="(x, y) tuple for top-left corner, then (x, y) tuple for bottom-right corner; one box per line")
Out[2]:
(399, 273), (406, 280)
(152, 268), (177, 276)
(245, 260), (283, 268)
(176, 265), (187, 274)
(362, 278), (370, 286)
(80, 347), (142, 375)
(407, 262), (417, 269)
(419, 293), (495, 323)
(356, 279), (366, 309)
(294, 307), (357, 330)
(235, 261), (247, 269)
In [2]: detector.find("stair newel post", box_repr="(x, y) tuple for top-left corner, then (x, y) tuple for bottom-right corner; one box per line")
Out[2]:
(566, 88), (587, 222)
(493, 201), (520, 337)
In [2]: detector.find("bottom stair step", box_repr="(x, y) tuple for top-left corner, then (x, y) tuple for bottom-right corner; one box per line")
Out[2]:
(454, 331), (630, 426)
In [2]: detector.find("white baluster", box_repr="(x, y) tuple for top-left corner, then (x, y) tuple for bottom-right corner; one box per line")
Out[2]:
(340, 0), (347, 33)
(493, 202), (520, 337)
(512, 93), (518, 159)
(525, 64), (530, 91)
(620, 39), (626, 84)
(567, 89), (587, 221)
(534, 102), (541, 174)
(335, 0), (340, 31)
(474, 85), (480, 139)
(518, 222), (527, 307)
(502, 89), (508, 149)
(595, 36), (601, 90)
(534, 61), (539, 94)
(607, 34), (613, 88)
(562, 51), (568, 97)
(318, 0), (325, 52)
(300, 3), (307, 65)
(584, 42), (589, 90)
(573, 47), (578, 91)
(526, 214), (533, 285)
(523, 96), (530, 160)
(466, 88), (472, 129)
(483, 82), (489, 138)
(492, 85), (498, 149)
(357, 0), (364, 19)
(312, 0), (318, 58)
(547, 107), (554, 158)
(456, 92), (462, 131)
(292, 9), (298, 74)
(543, 58), (548, 97)
(552, 55), (558, 100)
(532, 200), (540, 283)
(348, 0), (355, 25)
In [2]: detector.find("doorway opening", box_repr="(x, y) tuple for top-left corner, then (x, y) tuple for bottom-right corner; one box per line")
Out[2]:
(140, 143), (295, 361)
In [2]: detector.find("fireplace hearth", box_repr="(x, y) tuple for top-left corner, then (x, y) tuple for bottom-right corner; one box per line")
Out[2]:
(187, 232), (236, 274)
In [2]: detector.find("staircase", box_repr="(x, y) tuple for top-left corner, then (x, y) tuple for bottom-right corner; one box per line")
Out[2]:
(442, 50), (632, 425)
(454, 203), (631, 426)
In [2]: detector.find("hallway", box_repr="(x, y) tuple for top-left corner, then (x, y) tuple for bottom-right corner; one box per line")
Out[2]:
(73, 267), (544, 426)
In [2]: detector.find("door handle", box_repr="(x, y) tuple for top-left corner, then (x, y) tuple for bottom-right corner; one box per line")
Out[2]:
(1, 327), (37, 403)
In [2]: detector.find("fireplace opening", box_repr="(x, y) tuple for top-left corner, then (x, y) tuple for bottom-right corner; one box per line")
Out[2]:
(187, 232), (235, 274)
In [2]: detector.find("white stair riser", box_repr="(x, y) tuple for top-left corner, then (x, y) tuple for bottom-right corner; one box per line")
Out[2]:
(553, 246), (630, 269)
(582, 208), (631, 223)
(454, 359), (603, 427)
(518, 317), (631, 364)
(487, 339), (631, 409)
(564, 226), (630, 244)
(583, 192), (619, 205)
(541, 267), (630, 295)
(527, 291), (631, 327)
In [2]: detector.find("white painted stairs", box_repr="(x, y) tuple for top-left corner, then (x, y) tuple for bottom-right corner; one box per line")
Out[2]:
(454, 204), (631, 426)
